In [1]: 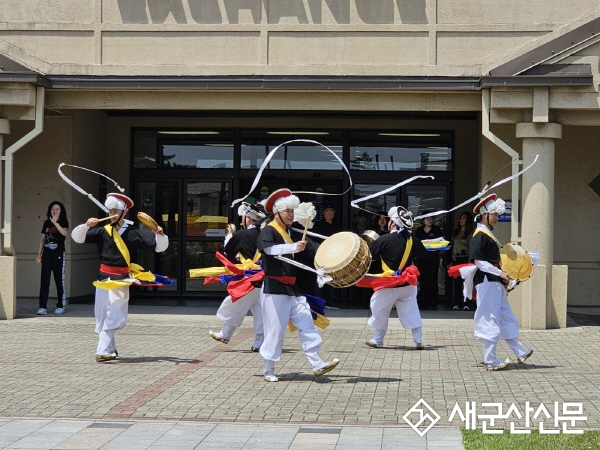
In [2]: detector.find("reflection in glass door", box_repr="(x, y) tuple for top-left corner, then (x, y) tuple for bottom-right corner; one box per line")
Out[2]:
(405, 184), (449, 232)
(135, 181), (179, 292)
(185, 181), (230, 293)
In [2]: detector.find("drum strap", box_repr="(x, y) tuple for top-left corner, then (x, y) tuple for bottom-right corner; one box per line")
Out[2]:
(399, 236), (412, 271)
(473, 227), (502, 248)
(377, 237), (413, 276)
(104, 224), (130, 267)
(268, 221), (295, 258)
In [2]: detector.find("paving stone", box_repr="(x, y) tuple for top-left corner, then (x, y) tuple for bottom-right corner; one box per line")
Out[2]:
(2, 302), (599, 449)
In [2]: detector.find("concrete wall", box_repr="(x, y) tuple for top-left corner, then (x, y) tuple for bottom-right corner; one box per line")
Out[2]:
(484, 122), (600, 306)
(1, 0), (597, 76)
(6, 110), (107, 303)
(554, 125), (600, 305)
(69, 110), (108, 299)
(9, 117), (72, 300)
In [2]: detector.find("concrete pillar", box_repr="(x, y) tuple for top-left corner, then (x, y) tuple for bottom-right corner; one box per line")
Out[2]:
(0, 118), (15, 319)
(515, 122), (564, 329)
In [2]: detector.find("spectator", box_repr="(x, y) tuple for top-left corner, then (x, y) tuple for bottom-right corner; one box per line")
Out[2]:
(372, 212), (390, 236)
(353, 211), (368, 236)
(311, 205), (341, 308)
(450, 212), (476, 311)
(312, 205), (340, 237)
(37, 201), (69, 315)
(414, 214), (444, 310)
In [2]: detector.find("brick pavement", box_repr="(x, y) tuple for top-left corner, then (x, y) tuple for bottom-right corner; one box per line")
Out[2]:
(0, 299), (598, 448)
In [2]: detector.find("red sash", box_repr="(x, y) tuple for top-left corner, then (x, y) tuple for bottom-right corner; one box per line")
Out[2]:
(99, 264), (129, 276)
(356, 265), (420, 291)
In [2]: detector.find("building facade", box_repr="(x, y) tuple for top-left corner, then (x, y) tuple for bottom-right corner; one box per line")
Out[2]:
(2, 0), (600, 328)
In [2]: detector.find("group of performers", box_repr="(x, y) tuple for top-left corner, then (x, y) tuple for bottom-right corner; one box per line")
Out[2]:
(66, 162), (535, 375)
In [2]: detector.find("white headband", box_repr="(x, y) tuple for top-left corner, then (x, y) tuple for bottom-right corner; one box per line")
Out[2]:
(273, 195), (300, 213)
(105, 196), (126, 211)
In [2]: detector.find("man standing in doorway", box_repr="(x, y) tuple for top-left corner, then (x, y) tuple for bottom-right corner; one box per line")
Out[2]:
(312, 205), (341, 308)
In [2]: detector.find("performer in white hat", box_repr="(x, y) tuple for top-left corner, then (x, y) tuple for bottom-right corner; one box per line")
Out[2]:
(209, 202), (265, 351)
(71, 193), (169, 362)
(470, 193), (533, 370)
(257, 188), (339, 382)
(361, 206), (426, 349)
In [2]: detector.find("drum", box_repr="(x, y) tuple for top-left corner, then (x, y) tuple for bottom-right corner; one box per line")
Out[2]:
(314, 232), (372, 288)
(361, 230), (379, 245)
(137, 212), (163, 235)
(500, 243), (533, 283)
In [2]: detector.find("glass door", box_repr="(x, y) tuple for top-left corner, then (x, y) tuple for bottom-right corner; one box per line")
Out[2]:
(184, 180), (231, 294)
(134, 181), (180, 293)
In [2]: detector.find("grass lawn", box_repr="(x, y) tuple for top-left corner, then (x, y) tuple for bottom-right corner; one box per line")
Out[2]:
(461, 428), (600, 449)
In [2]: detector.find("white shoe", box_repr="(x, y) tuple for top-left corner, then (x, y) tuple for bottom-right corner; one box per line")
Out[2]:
(95, 353), (117, 362)
(314, 359), (340, 377)
(518, 349), (534, 363)
(463, 305), (471, 311)
(487, 358), (510, 371)
(365, 340), (383, 348)
(209, 330), (229, 344)
(452, 305), (460, 310)
(54, 308), (65, 315)
(36, 308), (47, 315)
(264, 374), (278, 382)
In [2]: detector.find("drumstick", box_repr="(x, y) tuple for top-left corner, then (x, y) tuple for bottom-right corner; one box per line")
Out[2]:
(97, 215), (118, 223)
(302, 217), (310, 241)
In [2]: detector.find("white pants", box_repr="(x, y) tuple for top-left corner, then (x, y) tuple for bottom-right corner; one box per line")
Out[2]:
(259, 289), (326, 374)
(483, 338), (528, 366)
(216, 288), (263, 347)
(367, 284), (423, 344)
(474, 280), (520, 342)
(475, 279), (527, 366)
(94, 286), (129, 355)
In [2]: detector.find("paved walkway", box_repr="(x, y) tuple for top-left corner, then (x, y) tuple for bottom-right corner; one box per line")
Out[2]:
(0, 298), (598, 449)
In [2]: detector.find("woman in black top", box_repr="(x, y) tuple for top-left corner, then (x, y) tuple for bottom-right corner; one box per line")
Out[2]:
(450, 212), (476, 311)
(414, 215), (444, 310)
(37, 201), (69, 315)
(372, 212), (390, 236)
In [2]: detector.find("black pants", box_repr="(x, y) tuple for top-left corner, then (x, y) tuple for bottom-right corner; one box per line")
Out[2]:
(417, 258), (439, 309)
(39, 251), (66, 309)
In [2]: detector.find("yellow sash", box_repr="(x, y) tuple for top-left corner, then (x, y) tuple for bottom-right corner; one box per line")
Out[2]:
(93, 224), (155, 290)
(189, 254), (261, 278)
(367, 236), (413, 278)
(268, 221), (293, 244)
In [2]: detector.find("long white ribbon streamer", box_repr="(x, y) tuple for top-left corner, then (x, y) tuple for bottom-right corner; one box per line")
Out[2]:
(350, 175), (434, 212)
(231, 139), (352, 207)
(414, 154), (540, 220)
(274, 255), (333, 288)
(58, 163), (126, 213)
